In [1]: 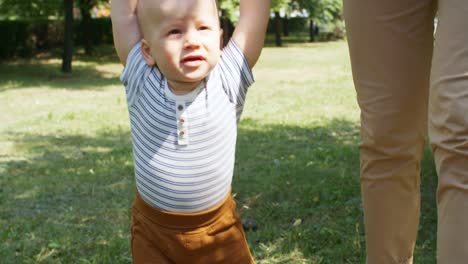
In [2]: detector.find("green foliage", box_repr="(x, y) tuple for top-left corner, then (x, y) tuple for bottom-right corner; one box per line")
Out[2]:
(294, 0), (342, 24)
(0, 0), (62, 18)
(218, 0), (239, 23)
(76, 0), (110, 18)
(217, 0), (344, 41)
(271, 0), (290, 11)
(288, 0), (344, 41)
(0, 0), (110, 19)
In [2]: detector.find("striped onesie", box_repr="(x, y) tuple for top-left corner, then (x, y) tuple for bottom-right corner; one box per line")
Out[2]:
(121, 40), (254, 213)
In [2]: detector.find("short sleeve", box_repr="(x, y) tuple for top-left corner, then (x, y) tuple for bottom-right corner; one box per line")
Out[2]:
(217, 40), (255, 106)
(120, 43), (150, 106)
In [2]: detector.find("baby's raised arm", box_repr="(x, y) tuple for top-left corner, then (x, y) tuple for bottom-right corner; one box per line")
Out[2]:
(232, 0), (271, 69)
(111, 0), (141, 65)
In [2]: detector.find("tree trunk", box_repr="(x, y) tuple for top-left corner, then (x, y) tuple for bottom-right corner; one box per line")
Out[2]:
(309, 19), (316, 42)
(274, 11), (282, 47)
(62, 0), (74, 73)
(283, 15), (289, 37)
(81, 4), (93, 55)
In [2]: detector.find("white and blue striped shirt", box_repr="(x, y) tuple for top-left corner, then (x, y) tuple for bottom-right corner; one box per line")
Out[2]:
(121, 40), (254, 212)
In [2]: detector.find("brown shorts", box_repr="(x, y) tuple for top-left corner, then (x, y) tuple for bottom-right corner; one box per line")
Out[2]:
(131, 191), (255, 264)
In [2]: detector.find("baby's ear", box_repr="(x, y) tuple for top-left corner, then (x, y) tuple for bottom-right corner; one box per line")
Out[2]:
(141, 39), (156, 66)
(219, 29), (223, 50)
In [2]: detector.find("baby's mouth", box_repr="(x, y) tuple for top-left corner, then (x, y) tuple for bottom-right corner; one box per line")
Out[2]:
(181, 55), (205, 67)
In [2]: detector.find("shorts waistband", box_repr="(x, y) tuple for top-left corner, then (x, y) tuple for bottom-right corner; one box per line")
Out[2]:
(133, 190), (234, 229)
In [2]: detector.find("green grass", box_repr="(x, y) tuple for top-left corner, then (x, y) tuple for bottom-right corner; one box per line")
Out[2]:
(0, 40), (438, 263)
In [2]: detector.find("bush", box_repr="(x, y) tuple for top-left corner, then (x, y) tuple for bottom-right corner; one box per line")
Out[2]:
(266, 16), (345, 42)
(0, 18), (114, 59)
(267, 16), (309, 34)
(74, 18), (113, 46)
(0, 20), (34, 58)
(316, 20), (346, 41)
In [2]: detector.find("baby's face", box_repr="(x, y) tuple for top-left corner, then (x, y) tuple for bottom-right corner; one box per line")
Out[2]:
(143, 0), (222, 87)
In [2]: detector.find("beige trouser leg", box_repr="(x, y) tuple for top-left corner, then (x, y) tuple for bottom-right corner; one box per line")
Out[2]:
(345, 0), (468, 262)
(344, 0), (436, 263)
(430, 0), (468, 262)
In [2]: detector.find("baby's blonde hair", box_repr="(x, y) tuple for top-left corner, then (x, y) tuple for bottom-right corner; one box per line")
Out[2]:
(137, 0), (220, 40)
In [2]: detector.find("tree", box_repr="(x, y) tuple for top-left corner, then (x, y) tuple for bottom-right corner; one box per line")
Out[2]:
(62, 0), (73, 73)
(0, 0), (73, 71)
(1, 0), (110, 70)
(0, 0), (61, 18)
(282, 1), (301, 37)
(77, 0), (96, 55)
(271, 0), (289, 46)
(273, 11), (282, 46)
(293, 0), (343, 42)
(218, 0), (238, 46)
(77, 0), (109, 55)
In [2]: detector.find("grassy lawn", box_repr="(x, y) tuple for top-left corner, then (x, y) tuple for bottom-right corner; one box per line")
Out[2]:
(0, 40), (438, 263)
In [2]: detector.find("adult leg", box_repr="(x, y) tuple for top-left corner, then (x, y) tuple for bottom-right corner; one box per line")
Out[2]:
(343, 0), (436, 263)
(429, 0), (468, 261)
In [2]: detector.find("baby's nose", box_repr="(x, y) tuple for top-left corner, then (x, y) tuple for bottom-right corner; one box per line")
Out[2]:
(184, 31), (201, 48)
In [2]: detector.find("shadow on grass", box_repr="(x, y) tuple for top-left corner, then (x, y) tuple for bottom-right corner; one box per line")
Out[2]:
(0, 62), (121, 92)
(0, 46), (122, 93)
(0, 129), (134, 262)
(22, 45), (120, 65)
(0, 117), (438, 263)
(234, 118), (364, 262)
(234, 118), (438, 263)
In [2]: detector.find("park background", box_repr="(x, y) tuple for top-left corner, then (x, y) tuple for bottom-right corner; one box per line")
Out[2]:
(0, 0), (438, 263)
